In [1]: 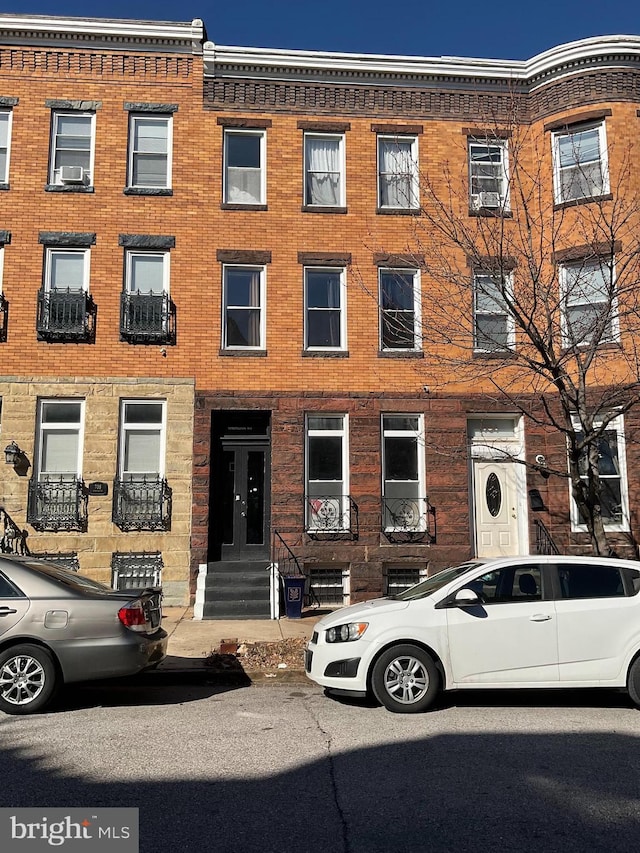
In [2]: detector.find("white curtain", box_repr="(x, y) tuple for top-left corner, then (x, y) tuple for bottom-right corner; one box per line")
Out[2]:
(306, 138), (340, 205)
(379, 140), (413, 207)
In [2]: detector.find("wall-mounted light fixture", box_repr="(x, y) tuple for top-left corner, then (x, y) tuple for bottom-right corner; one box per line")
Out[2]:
(4, 441), (22, 466)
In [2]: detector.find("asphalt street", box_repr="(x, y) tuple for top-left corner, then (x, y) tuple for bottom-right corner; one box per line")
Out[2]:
(1, 677), (639, 853)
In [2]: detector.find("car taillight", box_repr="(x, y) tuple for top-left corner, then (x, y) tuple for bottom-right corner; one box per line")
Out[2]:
(118, 601), (149, 633)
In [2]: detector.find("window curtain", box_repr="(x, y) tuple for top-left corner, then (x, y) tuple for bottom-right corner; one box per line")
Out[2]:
(379, 140), (413, 207)
(306, 138), (340, 205)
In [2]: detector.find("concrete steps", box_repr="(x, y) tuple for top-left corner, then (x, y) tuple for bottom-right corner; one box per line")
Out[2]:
(197, 560), (271, 620)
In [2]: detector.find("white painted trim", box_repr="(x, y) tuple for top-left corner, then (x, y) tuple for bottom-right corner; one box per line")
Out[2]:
(193, 563), (207, 620)
(204, 35), (640, 89)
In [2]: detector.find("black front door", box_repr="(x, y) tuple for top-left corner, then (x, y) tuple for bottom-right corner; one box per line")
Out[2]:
(219, 439), (270, 560)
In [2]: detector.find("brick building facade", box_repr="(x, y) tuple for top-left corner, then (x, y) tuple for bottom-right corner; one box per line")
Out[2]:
(0, 16), (639, 614)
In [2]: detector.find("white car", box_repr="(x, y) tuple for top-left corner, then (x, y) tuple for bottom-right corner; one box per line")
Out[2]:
(305, 555), (640, 712)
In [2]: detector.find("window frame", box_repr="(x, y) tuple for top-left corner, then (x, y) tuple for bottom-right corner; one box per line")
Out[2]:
(377, 134), (419, 210)
(303, 266), (347, 351)
(49, 110), (95, 187)
(125, 250), (170, 296)
(378, 267), (422, 352)
(468, 137), (510, 211)
(44, 247), (91, 295)
(127, 113), (172, 191)
(35, 398), (85, 481)
(0, 108), (13, 185)
(552, 121), (610, 205)
(223, 128), (266, 206)
(118, 399), (167, 480)
(569, 413), (629, 533)
(222, 264), (266, 351)
(381, 414), (426, 532)
(473, 270), (515, 353)
(303, 131), (345, 208)
(305, 414), (350, 532)
(559, 256), (618, 348)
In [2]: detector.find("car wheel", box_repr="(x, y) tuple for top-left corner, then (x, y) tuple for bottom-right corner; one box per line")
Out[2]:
(627, 656), (640, 708)
(371, 644), (440, 713)
(0, 645), (58, 715)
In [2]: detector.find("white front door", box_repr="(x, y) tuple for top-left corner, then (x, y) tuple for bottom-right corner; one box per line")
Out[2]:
(473, 460), (519, 557)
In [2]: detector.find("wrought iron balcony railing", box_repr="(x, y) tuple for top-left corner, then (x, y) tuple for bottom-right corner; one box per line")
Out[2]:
(305, 495), (359, 539)
(382, 496), (436, 543)
(27, 476), (88, 532)
(36, 288), (95, 342)
(120, 292), (176, 344)
(112, 476), (172, 531)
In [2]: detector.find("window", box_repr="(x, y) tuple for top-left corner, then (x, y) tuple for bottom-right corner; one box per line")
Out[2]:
(557, 564), (625, 599)
(379, 268), (421, 351)
(460, 564), (543, 603)
(223, 265), (265, 350)
(119, 400), (165, 480)
(305, 415), (349, 532)
(128, 114), (172, 190)
(308, 566), (348, 606)
(0, 109), (12, 184)
(111, 552), (163, 591)
(473, 272), (514, 352)
(304, 133), (344, 207)
(37, 248), (93, 342)
(224, 129), (265, 205)
(113, 401), (170, 531)
(378, 135), (418, 209)
(28, 400), (87, 531)
(571, 415), (628, 531)
(49, 111), (94, 186)
(385, 565), (427, 595)
(552, 123), (609, 204)
(382, 415), (426, 533)
(560, 257), (616, 347)
(121, 250), (174, 343)
(304, 267), (346, 350)
(468, 139), (509, 210)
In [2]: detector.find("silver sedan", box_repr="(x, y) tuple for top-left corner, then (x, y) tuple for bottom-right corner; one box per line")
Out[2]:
(0, 555), (167, 714)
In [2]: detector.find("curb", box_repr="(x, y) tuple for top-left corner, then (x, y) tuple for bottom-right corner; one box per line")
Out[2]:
(145, 666), (309, 686)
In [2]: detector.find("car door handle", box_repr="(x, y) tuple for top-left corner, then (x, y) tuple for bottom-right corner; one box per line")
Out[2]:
(0, 607), (18, 616)
(529, 614), (552, 622)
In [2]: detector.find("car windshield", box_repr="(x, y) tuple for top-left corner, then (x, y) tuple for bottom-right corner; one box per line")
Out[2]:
(390, 562), (484, 601)
(24, 561), (112, 593)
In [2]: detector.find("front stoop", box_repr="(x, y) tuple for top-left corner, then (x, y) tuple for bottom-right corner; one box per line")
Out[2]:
(195, 560), (272, 619)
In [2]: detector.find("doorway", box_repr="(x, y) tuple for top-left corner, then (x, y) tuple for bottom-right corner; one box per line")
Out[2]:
(209, 411), (271, 562)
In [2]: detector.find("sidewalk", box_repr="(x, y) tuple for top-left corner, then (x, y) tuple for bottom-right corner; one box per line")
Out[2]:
(155, 606), (321, 681)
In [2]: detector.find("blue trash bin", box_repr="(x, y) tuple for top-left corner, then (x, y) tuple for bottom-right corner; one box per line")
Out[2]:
(282, 575), (306, 619)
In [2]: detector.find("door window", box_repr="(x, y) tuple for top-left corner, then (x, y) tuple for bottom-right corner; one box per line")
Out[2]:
(461, 565), (542, 603)
(557, 564), (624, 599)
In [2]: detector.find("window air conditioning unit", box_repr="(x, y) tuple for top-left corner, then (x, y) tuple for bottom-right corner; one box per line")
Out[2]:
(59, 166), (85, 184)
(476, 191), (501, 208)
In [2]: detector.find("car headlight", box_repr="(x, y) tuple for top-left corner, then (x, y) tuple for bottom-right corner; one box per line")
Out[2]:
(325, 622), (368, 643)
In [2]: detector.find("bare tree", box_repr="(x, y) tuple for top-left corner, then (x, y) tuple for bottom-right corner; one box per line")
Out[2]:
(366, 112), (640, 555)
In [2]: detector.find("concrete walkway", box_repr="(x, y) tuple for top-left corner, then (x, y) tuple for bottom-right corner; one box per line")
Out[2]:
(157, 606), (321, 675)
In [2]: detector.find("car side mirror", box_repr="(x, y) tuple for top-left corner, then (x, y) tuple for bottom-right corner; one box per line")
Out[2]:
(453, 588), (482, 607)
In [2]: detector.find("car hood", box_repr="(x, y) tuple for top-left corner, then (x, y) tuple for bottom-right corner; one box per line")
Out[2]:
(316, 597), (410, 629)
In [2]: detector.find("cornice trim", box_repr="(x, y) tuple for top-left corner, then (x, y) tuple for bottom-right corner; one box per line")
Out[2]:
(0, 14), (205, 54)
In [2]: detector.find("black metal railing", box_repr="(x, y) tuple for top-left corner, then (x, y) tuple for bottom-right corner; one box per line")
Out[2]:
(0, 506), (30, 554)
(382, 496), (437, 543)
(0, 293), (7, 342)
(120, 292), (176, 344)
(112, 476), (172, 531)
(534, 519), (560, 555)
(27, 476), (88, 532)
(272, 530), (304, 577)
(36, 288), (95, 342)
(305, 495), (359, 539)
